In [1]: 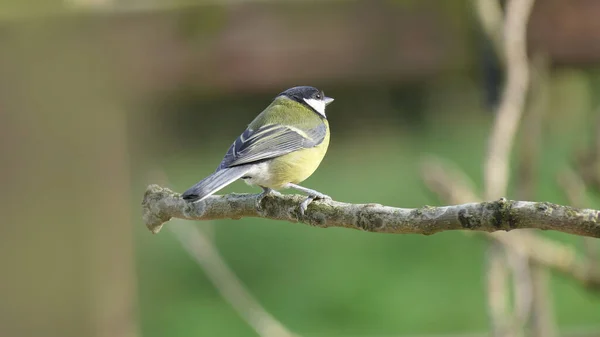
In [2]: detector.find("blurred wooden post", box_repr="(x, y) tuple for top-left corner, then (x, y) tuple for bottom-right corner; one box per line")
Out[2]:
(0, 21), (138, 337)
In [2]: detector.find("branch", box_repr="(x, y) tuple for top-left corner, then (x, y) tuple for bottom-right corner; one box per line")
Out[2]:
(486, 245), (513, 337)
(558, 168), (590, 209)
(142, 184), (600, 238)
(474, 0), (505, 62)
(421, 157), (600, 289)
(483, 0), (535, 201)
(558, 168), (600, 287)
(421, 156), (480, 203)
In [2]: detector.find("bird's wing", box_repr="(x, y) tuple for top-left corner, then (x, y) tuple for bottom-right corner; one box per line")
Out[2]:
(218, 123), (327, 169)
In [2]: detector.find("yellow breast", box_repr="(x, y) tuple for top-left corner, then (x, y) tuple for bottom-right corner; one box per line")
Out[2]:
(265, 121), (330, 189)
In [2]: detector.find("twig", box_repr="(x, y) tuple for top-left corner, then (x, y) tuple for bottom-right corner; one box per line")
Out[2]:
(482, 0), (536, 335)
(583, 236), (600, 281)
(483, 0), (535, 201)
(529, 264), (556, 337)
(487, 245), (512, 337)
(474, 0), (505, 61)
(491, 231), (600, 288)
(558, 168), (600, 287)
(420, 158), (600, 289)
(421, 156), (480, 203)
(507, 247), (532, 337)
(170, 221), (298, 337)
(558, 169), (590, 208)
(142, 184), (600, 238)
(420, 157), (484, 206)
(516, 54), (549, 202)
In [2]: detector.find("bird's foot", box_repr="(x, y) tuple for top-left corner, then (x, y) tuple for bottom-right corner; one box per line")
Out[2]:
(255, 187), (282, 210)
(283, 183), (331, 216)
(299, 192), (331, 216)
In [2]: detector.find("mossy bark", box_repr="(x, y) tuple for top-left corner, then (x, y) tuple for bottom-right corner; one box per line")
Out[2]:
(142, 185), (600, 238)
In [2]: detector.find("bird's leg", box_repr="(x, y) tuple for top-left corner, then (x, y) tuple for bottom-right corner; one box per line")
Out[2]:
(285, 183), (331, 215)
(285, 183), (331, 199)
(255, 186), (281, 209)
(259, 186), (282, 197)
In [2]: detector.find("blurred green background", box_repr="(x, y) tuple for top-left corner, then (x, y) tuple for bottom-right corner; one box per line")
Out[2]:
(1, 1), (600, 336)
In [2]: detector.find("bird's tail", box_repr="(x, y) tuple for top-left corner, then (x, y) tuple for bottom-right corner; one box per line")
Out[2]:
(181, 166), (251, 202)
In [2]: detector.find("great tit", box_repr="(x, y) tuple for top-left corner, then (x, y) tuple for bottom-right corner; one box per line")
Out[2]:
(182, 86), (334, 214)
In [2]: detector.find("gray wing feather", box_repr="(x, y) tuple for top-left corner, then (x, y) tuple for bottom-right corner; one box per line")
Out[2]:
(181, 166), (251, 202)
(218, 123), (326, 169)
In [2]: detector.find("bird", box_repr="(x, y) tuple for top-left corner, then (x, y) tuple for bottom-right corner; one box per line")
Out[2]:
(181, 86), (334, 215)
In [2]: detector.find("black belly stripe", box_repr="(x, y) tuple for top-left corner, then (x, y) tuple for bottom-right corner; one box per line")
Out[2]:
(241, 176), (251, 180)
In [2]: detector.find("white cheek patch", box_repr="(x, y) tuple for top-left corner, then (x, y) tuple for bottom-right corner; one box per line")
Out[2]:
(303, 98), (326, 117)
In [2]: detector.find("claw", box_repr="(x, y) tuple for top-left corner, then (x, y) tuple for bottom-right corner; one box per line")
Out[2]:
(299, 193), (330, 215)
(318, 193), (332, 200)
(299, 196), (315, 216)
(255, 187), (281, 210)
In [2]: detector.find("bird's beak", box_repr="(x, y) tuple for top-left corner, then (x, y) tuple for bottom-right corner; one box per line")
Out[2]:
(324, 97), (334, 106)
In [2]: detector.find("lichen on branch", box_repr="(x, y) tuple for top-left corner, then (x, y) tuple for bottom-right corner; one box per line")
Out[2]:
(142, 184), (600, 238)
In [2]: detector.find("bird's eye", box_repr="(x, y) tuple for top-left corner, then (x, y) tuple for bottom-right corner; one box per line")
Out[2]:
(316, 93), (322, 99)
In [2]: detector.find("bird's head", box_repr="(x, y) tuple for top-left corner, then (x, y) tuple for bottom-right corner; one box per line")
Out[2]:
(277, 86), (334, 118)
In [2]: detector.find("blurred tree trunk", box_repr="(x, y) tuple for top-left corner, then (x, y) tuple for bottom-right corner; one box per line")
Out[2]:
(0, 20), (138, 337)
